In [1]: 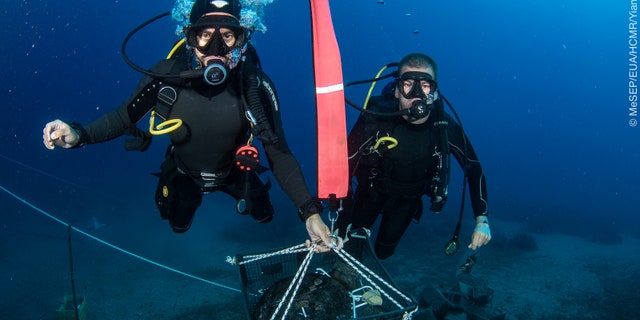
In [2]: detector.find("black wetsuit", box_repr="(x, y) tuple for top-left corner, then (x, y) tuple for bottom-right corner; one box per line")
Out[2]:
(73, 53), (313, 232)
(337, 93), (488, 259)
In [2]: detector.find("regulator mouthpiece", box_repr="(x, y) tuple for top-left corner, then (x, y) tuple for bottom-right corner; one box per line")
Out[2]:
(203, 59), (228, 85)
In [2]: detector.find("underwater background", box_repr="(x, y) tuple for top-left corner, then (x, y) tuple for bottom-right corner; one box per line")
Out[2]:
(1, 0), (638, 319)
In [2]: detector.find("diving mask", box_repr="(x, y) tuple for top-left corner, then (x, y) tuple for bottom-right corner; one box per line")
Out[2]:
(396, 71), (437, 100)
(185, 26), (242, 57)
(396, 71), (438, 121)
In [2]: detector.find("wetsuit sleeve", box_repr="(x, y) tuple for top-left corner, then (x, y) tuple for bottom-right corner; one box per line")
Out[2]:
(76, 61), (176, 145)
(263, 141), (313, 208)
(259, 76), (314, 208)
(447, 117), (489, 218)
(81, 106), (140, 144)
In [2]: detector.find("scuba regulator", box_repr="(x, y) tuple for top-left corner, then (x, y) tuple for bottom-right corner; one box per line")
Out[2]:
(202, 59), (228, 86)
(395, 70), (438, 122)
(121, 11), (246, 87)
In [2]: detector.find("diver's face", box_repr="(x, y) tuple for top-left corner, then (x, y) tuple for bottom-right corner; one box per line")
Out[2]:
(395, 66), (436, 124)
(192, 27), (237, 66)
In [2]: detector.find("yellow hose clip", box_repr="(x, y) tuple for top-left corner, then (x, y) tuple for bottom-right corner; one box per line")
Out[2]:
(144, 39), (187, 136)
(149, 110), (183, 135)
(371, 136), (398, 152)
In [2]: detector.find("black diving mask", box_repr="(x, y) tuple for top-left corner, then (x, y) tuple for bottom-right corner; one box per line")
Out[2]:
(185, 26), (244, 86)
(185, 26), (241, 57)
(396, 71), (438, 100)
(397, 72), (438, 121)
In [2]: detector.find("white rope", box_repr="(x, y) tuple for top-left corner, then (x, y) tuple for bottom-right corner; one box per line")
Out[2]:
(337, 248), (419, 318)
(0, 154), (92, 191)
(233, 243), (309, 265)
(233, 238), (417, 319)
(403, 308), (419, 319)
(0, 184), (241, 293)
(269, 244), (317, 320)
(334, 248), (411, 309)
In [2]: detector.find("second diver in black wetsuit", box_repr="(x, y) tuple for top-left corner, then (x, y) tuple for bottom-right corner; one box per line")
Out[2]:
(337, 53), (490, 259)
(42, 0), (341, 251)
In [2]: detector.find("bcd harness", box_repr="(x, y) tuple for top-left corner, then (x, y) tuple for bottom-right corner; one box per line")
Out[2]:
(125, 41), (274, 210)
(118, 13), (274, 216)
(359, 109), (451, 213)
(126, 41), (276, 163)
(150, 41), (276, 140)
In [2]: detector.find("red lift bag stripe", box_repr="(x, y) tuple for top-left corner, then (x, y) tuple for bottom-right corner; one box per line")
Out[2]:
(309, 0), (348, 199)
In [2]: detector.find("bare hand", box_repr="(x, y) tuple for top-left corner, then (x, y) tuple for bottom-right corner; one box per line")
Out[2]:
(468, 229), (491, 250)
(304, 214), (343, 252)
(43, 119), (79, 150)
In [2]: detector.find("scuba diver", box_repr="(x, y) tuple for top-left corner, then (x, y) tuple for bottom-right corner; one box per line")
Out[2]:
(336, 53), (490, 259)
(42, 0), (341, 252)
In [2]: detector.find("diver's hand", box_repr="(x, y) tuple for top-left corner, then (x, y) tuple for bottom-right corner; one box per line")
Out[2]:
(469, 215), (491, 250)
(304, 214), (344, 253)
(43, 119), (79, 150)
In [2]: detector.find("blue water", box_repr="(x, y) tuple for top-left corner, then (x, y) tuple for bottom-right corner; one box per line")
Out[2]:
(1, 0), (637, 319)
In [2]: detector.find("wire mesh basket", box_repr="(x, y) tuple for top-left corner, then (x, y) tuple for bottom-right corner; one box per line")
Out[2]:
(236, 228), (418, 320)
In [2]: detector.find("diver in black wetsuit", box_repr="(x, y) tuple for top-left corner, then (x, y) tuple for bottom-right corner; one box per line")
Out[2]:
(42, 0), (341, 251)
(337, 53), (490, 259)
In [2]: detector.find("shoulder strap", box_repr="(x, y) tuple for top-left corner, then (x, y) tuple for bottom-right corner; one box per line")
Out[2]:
(153, 59), (188, 120)
(154, 85), (179, 120)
